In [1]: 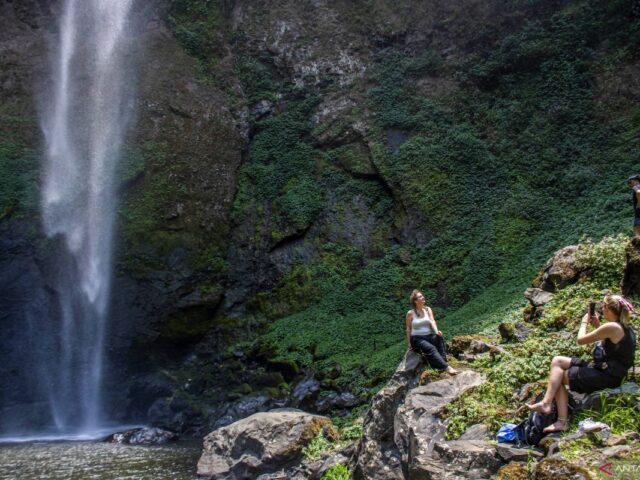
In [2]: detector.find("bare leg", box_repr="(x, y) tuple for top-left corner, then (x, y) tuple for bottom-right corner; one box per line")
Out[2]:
(544, 371), (570, 433)
(635, 225), (640, 238)
(527, 356), (572, 413)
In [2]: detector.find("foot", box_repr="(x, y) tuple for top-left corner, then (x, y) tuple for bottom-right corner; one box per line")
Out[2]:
(525, 401), (552, 415)
(446, 366), (458, 375)
(543, 419), (567, 434)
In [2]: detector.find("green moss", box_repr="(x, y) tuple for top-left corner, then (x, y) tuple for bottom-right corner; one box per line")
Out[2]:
(0, 140), (39, 218)
(159, 308), (215, 344)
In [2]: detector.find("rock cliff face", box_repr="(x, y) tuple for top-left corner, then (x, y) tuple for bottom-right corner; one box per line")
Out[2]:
(1, 0), (639, 430)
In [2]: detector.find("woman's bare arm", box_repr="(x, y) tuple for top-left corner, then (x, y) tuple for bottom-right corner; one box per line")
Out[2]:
(577, 314), (623, 345)
(406, 311), (413, 350)
(427, 307), (441, 335)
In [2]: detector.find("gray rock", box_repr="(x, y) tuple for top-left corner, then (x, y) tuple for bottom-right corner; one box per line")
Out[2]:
(538, 245), (582, 292)
(395, 370), (485, 463)
(353, 350), (422, 480)
(532, 457), (592, 479)
(315, 392), (358, 412)
(576, 382), (639, 413)
(105, 427), (178, 445)
(197, 410), (333, 479)
(411, 440), (503, 479)
(524, 287), (554, 307)
(458, 424), (489, 441)
(495, 443), (543, 462)
(293, 377), (321, 404)
(601, 445), (630, 459)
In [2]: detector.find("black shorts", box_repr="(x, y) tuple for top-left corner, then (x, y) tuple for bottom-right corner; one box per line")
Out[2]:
(567, 357), (625, 394)
(634, 217), (640, 226)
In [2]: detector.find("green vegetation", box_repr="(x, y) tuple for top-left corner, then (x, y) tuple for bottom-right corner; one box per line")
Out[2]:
(321, 464), (351, 480)
(444, 235), (639, 439)
(572, 391), (640, 435)
(157, 0), (640, 399)
(245, 0), (640, 392)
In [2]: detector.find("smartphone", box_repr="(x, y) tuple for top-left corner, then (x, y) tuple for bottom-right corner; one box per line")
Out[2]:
(589, 302), (596, 316)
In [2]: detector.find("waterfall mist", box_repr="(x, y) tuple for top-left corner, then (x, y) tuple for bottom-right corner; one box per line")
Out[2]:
(38, 0), (138, 434)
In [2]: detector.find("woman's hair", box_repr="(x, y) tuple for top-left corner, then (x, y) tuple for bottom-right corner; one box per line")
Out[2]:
(410, 289), (422, 309)
(603, 294), (634, 327)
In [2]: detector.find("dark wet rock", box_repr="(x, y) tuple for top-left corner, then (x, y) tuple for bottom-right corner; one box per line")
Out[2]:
(315, 392), (358, 412)
(622, 237), (640, 296)
(459, 424), (489, 441)
(105, 427), (178, 445)
(147, 398), (175, 430)
(532, 457), (591, 480)
(213, 395), (271, 429)
(293, 377), (321, 405)
(197, 410), (332, 479)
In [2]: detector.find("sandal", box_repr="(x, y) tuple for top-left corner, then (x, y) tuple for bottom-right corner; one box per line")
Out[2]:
(525, 401), (552, 415)
(543, 418), (567, 433)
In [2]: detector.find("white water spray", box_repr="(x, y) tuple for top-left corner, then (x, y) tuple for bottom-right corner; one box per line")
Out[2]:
(40, 0), (136, 433)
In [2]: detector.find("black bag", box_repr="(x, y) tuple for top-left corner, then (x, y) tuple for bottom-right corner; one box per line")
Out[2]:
(514, 390), (577, 447)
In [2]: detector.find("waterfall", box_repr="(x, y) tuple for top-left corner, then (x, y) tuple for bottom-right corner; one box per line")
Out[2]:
(39, 0), (136, 434)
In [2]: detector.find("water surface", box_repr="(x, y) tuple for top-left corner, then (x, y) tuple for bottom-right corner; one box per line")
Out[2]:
(0, 440), (201, 480)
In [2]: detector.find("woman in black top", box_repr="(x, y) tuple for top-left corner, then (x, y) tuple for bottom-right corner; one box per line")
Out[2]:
(526, 294), (636, 433)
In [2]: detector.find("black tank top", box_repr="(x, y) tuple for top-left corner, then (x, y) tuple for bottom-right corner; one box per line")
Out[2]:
(604, 325), (636, 370)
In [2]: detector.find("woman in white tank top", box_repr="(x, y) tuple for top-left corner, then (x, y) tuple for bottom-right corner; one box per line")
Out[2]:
(405, 289), (457, 375)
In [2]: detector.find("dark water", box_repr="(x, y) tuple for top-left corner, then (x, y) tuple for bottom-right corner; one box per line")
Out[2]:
(0, 440), (201, 480)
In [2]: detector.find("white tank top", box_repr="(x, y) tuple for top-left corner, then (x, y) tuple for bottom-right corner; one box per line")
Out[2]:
(411, 308), (435, 335)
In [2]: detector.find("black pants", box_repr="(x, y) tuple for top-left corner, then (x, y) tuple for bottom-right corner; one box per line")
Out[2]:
(411, 334), (448, 371)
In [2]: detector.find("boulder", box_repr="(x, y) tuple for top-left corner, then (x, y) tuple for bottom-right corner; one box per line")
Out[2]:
(536, 245), (583, 292)
(197, 410), (332, 479)
(499, 322), (532, 343)
(353, 350), (422, 480)
(315, 392), (358, 412)
(531, 457), (592, 480)
(105, 427), (177, 445)
(395, 370), (485, 465)
(574, 382), (639, 413)
(524, 288), (554, 308)
(213, 395), (272, 429)
(410, 440), (503, 480)
(292, 377), (321, 405)
(449, 336), (493, 358)
(496, 462), (529, 480)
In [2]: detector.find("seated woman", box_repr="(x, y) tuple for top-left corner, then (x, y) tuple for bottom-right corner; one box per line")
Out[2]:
(526, 294), (637, 433)
(406, 289), (458, 375)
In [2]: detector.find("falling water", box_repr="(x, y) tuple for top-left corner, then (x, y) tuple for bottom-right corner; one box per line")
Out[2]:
(39, 0), (136, 434)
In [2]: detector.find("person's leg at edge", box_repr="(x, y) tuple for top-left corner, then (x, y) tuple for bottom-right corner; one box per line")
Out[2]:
(635, 224), (640, 238)
(526, 355), (572, 415)
(543, 371), (570, 433)
(413, 337), (448, 371)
